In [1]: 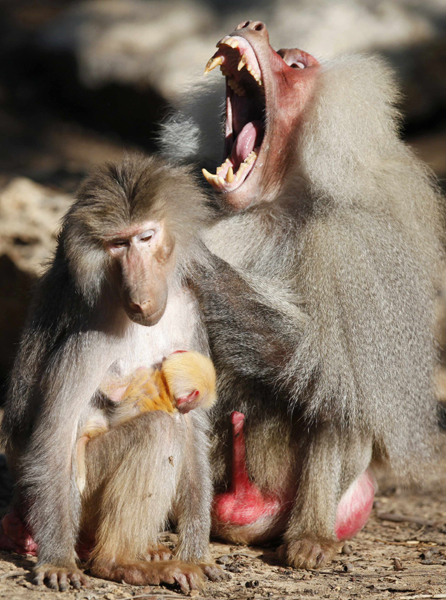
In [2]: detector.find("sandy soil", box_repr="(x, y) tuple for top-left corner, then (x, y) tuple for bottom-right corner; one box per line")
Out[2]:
(0, 463), (446, 600)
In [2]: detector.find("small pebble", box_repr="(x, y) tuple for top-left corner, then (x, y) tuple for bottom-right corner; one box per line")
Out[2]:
(245, 580), (259, 588)
(420, 547), (439, 560)
(227, 565), (242, 573)
(343, 562), (353, 573)
(393, 557), (404, 571)
(342, 543), (353, 555)
(216, 555), (230, 564)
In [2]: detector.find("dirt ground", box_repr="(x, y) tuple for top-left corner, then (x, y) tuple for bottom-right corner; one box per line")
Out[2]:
(0, 462), (445, 600)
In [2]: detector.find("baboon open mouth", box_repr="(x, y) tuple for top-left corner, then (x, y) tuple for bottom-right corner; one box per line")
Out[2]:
(202, 36), (266, 192)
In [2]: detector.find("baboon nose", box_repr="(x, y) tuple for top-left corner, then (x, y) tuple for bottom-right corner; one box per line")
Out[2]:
(128, 301), (149, 314)
(235, 21), (267, 35)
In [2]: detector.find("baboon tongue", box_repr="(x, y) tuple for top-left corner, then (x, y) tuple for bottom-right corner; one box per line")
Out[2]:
(231, 121), (263, 169)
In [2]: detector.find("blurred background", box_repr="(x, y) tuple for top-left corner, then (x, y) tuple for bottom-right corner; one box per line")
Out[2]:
(0, 0), (445, 397)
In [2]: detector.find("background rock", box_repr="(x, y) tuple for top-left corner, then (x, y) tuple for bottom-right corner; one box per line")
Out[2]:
(0, 178), (72, 379)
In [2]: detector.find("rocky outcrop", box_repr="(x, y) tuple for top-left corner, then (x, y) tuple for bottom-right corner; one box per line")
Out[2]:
(0, 178), (72, 377)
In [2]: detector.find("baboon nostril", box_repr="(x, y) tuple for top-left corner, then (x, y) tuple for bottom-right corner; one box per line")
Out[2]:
(128, 302), (143, 314)
(236, 21), (250, 30)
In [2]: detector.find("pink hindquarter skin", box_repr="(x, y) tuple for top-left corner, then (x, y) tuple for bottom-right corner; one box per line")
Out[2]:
(0, 509), (37, 555)
(212, 411), (376, 541)
(0, 413), (376, 556)
(334, 468), (377, 540)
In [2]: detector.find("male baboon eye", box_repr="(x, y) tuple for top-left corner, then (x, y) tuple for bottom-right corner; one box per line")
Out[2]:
(139, 230), (155, 243)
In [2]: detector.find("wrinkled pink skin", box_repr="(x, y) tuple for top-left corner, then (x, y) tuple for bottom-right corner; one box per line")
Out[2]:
(212, 412), (376, 542)
(0, 508), (37, 555)
(0, 508), (94, 560)
(1, 412), (375, 557)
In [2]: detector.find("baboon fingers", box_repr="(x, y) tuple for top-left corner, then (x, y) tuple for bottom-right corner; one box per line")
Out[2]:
(48, 572), (58, 590)
(90, 558), (204, 593)
(34, 565), (91, 592)
(58, 572), (68, 592)
(34, 571), (45, 586)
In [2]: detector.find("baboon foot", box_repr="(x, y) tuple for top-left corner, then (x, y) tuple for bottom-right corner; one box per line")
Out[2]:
(34, 564), (91, 591)
(277, 538), (338, 570)
(91, 558), (204, 594)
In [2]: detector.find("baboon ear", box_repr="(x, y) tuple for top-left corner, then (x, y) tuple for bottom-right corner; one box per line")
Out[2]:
(176, 390), (200, 414)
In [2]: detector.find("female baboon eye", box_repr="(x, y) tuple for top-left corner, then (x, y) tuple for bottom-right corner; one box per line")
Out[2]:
(139, 230), (155, 243)
(109, 240), (128, 250)
(107, 240), (129, 252)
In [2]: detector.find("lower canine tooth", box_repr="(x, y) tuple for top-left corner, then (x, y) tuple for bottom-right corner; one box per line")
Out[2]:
(202, 168), (223, 187)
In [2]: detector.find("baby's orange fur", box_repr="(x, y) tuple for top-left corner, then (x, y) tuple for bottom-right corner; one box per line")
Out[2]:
(76, 352), (216, 493)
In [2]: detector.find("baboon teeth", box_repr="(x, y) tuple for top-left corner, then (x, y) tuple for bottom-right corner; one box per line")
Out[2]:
(238, 56), (247, 71)
(217, 36), (239, 49)
(202, 169), (225, 188)
(228, 78), (246, 97)
(204, 55), (224, 75)
(202, 151), (258, 189)
(246, 63), (262, 86)
(245, 150), (257, 165)
(207, 36), (263, 88)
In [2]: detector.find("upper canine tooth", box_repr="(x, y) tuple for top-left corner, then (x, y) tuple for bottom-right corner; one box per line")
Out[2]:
(237, 55), (247, 71)
(226, 166), (234, 183)
(204, 55), (224, 75)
